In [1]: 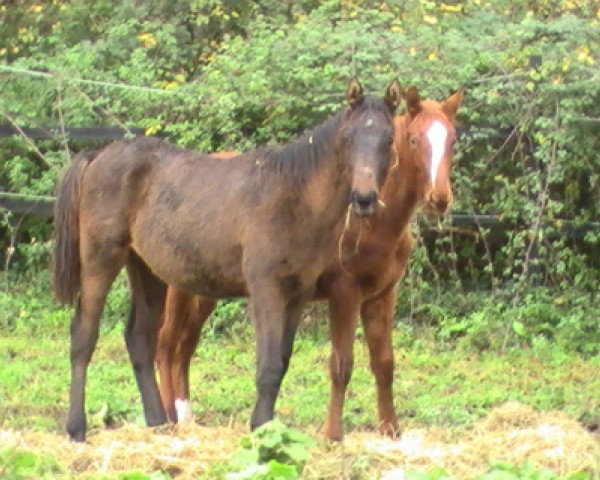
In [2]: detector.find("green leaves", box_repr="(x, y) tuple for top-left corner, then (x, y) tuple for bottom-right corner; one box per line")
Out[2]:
(404, 460), (593, 480)
(227, 419), (316, 480)
(0, 448), (64, 479)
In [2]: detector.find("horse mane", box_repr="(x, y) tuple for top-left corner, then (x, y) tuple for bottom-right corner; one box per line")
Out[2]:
(250, 97), (392, 185)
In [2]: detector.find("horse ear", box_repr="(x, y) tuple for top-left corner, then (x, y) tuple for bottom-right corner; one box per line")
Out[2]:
(384, 80), (403, 111)
(346, 78), (365, 109)
(442, 88), (464, 121)
(404, 86), (421, 116)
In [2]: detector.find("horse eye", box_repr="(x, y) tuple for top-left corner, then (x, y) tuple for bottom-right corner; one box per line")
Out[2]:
(409, 136), (418, 148)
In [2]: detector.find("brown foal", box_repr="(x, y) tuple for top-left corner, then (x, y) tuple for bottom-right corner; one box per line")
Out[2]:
(53, 79), (402, 442)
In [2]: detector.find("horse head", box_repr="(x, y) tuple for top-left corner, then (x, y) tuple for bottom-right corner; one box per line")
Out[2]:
(399, 86), (463, 216)
(341, 78), (402, 217)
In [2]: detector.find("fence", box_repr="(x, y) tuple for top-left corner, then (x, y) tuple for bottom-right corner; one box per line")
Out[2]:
(1, 125), (599, 239)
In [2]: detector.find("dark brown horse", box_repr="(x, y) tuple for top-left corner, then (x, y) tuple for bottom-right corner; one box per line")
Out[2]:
(155, 87), (463, 439)
(53, 79), (402, 442)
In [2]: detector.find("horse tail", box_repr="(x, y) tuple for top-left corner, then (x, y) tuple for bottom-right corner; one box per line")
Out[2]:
(52, 150), (99, 305)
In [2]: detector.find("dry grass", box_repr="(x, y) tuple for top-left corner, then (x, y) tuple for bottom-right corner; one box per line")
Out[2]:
(2, 402), (599, 479)
(1, 422), (243, 479)
(306, 402), (600, 479)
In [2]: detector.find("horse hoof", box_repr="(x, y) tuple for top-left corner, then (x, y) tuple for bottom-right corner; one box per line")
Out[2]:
(67, 429), (86, 443)
(66, 419), (86, 443)
(321, 422), (344, 442)
(378, 421), (401, 438)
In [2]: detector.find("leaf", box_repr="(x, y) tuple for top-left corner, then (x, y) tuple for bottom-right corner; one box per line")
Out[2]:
(225, 463), (270, 480)
(512, 321), (526, 337)
(281, 443), (310, 464)
(266, 459), (299, 479)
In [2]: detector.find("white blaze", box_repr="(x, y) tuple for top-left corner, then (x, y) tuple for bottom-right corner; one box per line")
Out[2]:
(175, 398), (193, 423)
(426, 121), (448, 186)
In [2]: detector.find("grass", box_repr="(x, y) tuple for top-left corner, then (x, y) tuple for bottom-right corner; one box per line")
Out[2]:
(1, 272), (599, 478)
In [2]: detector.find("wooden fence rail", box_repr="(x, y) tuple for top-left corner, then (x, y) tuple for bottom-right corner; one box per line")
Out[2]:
(1, 192), (598, 240)
(0, 125), (148, 140)
(1, 123), (598, 238)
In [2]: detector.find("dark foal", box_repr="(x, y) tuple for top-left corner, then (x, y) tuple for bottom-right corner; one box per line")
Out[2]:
(155, 87), (463, 439)
(53, 79), (402, 441)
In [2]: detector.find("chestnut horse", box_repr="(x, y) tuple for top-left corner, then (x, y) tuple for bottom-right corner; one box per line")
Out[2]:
(155, 87), (463, 439)
(53, 79), (402, 442)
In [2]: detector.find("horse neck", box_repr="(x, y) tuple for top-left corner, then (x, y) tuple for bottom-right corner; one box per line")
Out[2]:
(376, 115), (427, 237)
(302, 147), (352, 227)
(288, 110), (353, 224)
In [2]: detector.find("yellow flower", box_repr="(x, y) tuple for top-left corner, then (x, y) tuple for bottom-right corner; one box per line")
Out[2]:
(427, 51), (437, 61)
(440, 3), (461, 12)
(137, 32), (157, 48)
(576, 45), (594, 64)
(145, 125), (162, 136)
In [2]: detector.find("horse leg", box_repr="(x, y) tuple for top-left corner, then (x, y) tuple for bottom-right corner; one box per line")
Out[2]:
(281, 296), (305, 377)
(125, 252), (168, 428)
(321, 282), (361, 441)
(156, 289), (209, 422)
(360, 284), (399, 437)
(171, 295), (215, 422)
(249, 282), (306, 431)
(67, 247), (124, 442)
(155, 293), (177, 422)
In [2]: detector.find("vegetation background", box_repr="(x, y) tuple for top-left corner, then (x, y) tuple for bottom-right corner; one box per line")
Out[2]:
(1, 0), (599, 478)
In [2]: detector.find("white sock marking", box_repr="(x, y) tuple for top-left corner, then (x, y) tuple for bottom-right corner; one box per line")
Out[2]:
(426, 121), (448, 186)
(175, 398), (193, 423)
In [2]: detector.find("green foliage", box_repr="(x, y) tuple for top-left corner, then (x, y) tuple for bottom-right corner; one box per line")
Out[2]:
(405, 460), (593, 480)
(481, 459), (591, 480)
(403, 287), (600, 354)
(226, 419), (316, 480)
(0, 448), (63, 479)
(2, 1), (600, 348)
(208, 300), (248, 337)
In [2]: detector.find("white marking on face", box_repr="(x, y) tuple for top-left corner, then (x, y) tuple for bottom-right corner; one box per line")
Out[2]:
(426, 121), (448, 185)
(309, 135), (313, 144)
(175, 398), (193, 423)
(366, 118), (373, 126)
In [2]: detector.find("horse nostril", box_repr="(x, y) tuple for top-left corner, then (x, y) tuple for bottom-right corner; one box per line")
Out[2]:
(430, 193), (449, 213)
(352, 191), (377, 213)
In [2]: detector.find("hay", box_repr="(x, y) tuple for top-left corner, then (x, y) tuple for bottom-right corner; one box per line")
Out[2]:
(305, 402), (600, 479)
(2, 403), (599, 479)
(1, 422), (243, 479)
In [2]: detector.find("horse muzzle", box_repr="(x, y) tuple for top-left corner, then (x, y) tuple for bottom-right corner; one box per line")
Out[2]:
(425, 191), (452, 216)
(351, 190), (378, 217)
